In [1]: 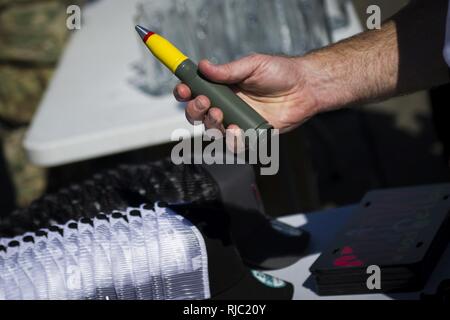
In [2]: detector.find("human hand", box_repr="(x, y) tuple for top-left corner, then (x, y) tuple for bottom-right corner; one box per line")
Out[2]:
(173, 54), (320, 133)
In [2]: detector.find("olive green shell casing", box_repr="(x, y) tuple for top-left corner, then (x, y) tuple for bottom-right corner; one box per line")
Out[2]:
(174, 59), (273, 133)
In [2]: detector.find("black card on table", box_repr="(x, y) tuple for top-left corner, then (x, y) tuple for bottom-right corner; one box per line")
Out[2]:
(310, 184), (450, 295)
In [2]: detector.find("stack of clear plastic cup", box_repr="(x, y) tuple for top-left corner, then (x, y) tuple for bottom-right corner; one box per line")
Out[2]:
(0, 203), (210, 300)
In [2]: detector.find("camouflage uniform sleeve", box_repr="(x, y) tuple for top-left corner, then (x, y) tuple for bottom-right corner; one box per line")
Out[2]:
(0, 0), (84, 208)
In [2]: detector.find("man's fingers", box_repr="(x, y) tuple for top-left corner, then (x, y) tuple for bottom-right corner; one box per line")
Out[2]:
(225, 124), (246, 154)
(204, 107), (224, 131)
(185, 95), (210, 125)
(198, 54), (265, 84)
(173, 83), (192, 102)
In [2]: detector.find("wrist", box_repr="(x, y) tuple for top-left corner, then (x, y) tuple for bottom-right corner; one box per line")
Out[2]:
(296, 22), (400, 112)
(296, 50), (358, 112)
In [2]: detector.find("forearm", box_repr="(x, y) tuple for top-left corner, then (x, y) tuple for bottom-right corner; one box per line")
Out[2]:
(299, 0), (450, 112)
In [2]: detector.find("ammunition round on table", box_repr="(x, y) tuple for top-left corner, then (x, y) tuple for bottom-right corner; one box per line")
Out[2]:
(135, 25), (273, 135)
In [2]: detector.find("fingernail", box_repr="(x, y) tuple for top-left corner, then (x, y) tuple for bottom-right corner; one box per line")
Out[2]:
(195, 98), (205, 110)
(208, 113), (216, 124)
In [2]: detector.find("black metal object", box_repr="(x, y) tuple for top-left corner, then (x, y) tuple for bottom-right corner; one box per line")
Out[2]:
(310, 184), (450, 295)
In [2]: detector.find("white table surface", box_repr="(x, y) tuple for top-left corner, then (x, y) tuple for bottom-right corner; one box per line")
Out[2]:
(269, 206), (450, 300)
(24, 0), (363, 167)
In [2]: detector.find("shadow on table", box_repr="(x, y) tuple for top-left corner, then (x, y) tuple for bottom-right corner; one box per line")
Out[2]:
(300, 206), (357, 255)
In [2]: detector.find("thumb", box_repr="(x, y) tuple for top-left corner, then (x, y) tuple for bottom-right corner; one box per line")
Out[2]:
(198, 54), (264, 84)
